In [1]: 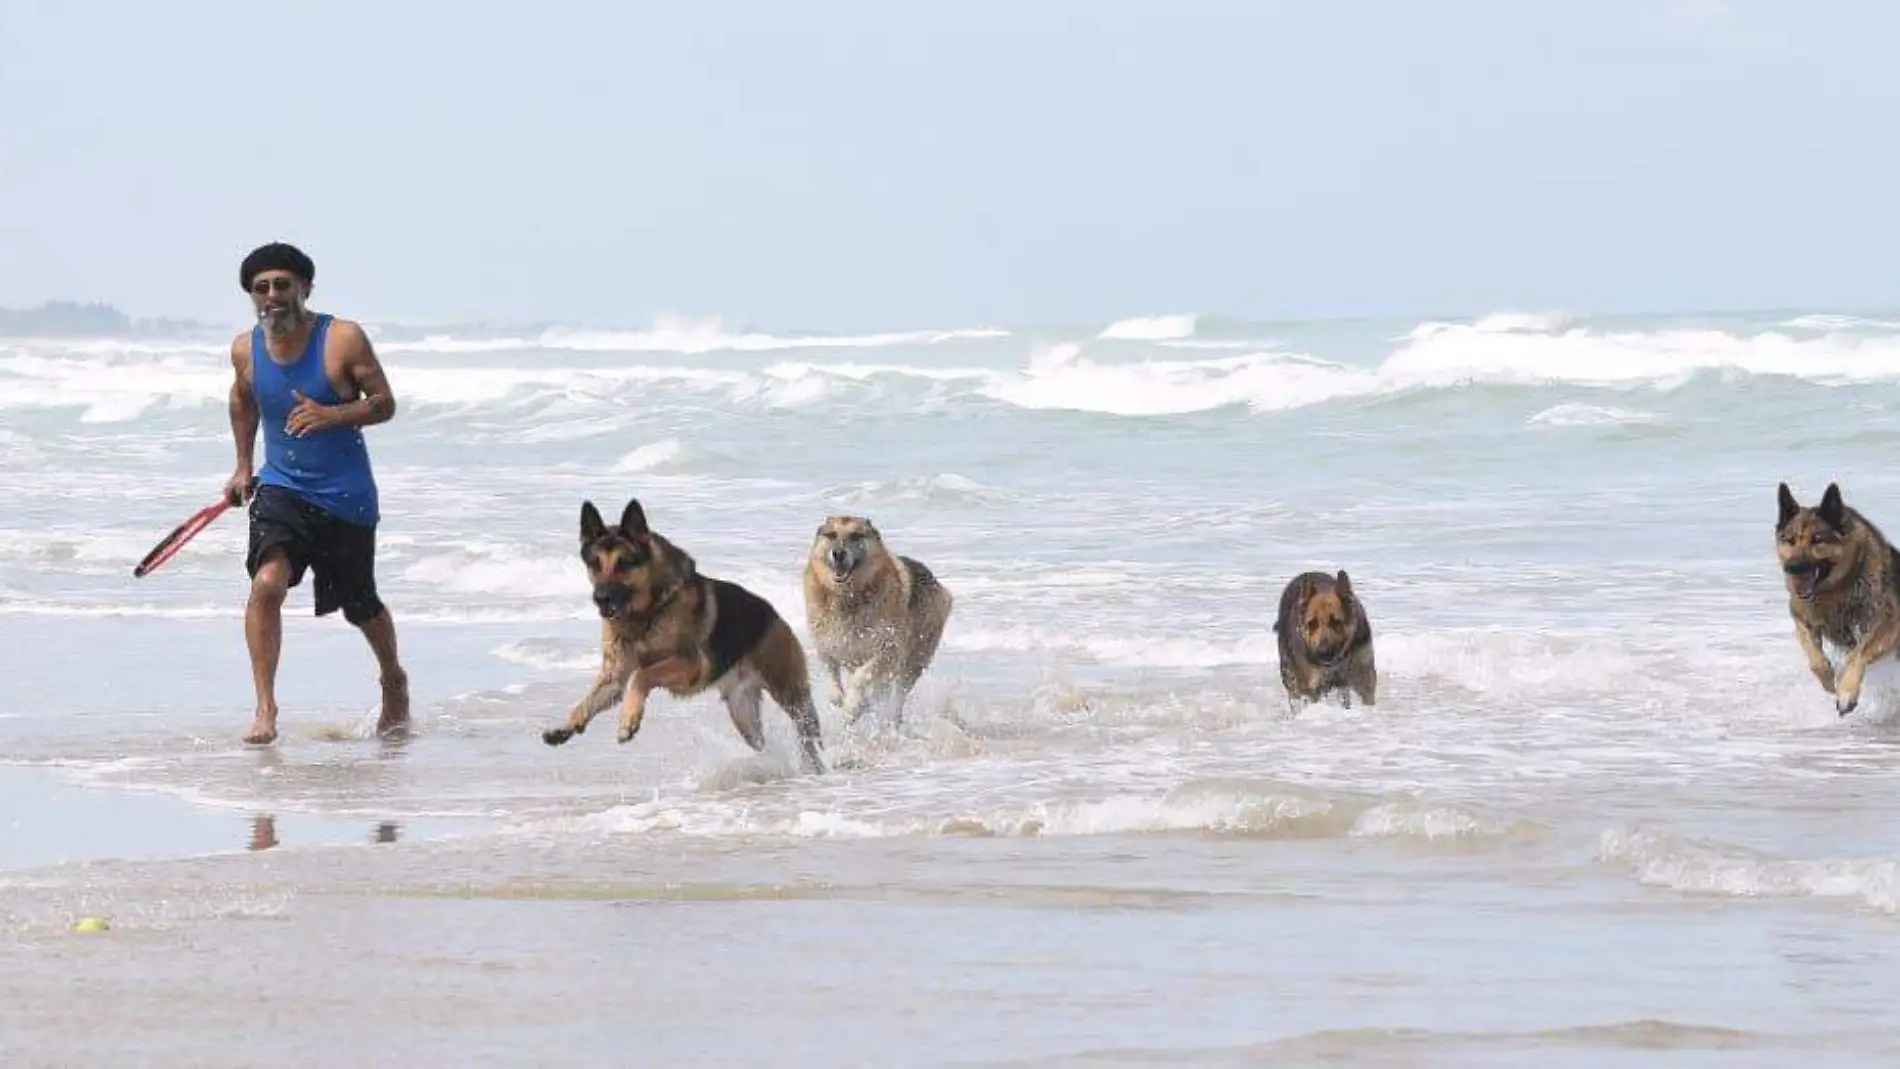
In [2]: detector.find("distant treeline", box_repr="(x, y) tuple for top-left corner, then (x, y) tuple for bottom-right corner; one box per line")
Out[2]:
(0, 300), (210, 336)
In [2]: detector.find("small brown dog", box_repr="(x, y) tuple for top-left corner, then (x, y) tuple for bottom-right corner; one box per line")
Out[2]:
(1776, 481), (1900, 716)
(540, 497), (827, 773)
(1272, 569), (1377, 712)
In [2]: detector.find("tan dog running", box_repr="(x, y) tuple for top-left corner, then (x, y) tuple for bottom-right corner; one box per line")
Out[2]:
(802, 515), (953, 727)
(1272, 569), (1377, 712)
(541, 497), (827, 773)
(1776, 481), (1900, 716)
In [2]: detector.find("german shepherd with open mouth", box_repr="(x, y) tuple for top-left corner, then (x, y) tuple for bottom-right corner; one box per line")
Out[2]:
(1272, 569), (1377, 712)
(802, 514), (953, 727)
(1776, 481), (1900, 716)
(540, 497), (827, 773)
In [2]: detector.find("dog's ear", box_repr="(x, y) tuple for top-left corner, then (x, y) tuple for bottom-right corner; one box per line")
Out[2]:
(580, 500), (605, 544)
(1297, 574), (1317, 605)
(1818, 483), (1847, 531)
(1334, 569), (1354, 600)
(619, 497), (650, 539)
(1777, 482), (1802, 528)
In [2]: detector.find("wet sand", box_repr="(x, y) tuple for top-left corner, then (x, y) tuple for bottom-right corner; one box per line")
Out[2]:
(0, 765), (436, 871)
(3, 815), (1899, 1068)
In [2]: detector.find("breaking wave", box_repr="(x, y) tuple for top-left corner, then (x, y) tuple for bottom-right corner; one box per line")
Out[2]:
(521, 778), (1537, 845)
(1598, 824), (1898, 915)
(5, 309), (1900, 426)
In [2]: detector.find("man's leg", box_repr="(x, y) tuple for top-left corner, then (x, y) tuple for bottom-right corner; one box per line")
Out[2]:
(355, 607), (410, 738)
(318, 516), (410, 739)
(244, 549), (292, 744)
(242, 486), (311, 745)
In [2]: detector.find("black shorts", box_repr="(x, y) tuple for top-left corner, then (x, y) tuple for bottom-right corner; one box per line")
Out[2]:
(245, 484), (386, 625)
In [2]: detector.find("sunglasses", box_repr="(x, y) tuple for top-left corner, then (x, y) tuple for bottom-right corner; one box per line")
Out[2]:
(250, 276), (302, 296)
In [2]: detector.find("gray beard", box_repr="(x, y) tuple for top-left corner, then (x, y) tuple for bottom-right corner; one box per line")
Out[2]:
(261, 306), (312, 338)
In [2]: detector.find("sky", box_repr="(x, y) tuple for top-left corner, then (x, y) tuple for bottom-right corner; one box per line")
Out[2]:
(1, 0), (1897, 331)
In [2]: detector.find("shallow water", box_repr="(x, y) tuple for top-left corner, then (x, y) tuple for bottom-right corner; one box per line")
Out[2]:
(4, 309), (1900, 1064)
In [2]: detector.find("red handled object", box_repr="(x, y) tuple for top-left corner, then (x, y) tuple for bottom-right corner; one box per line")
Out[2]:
(132, 478), (259, 578)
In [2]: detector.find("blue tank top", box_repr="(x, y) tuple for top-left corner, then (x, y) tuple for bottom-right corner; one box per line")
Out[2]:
(251, 313), (380, 525)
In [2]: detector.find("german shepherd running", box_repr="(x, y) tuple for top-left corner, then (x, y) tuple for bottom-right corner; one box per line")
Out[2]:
(802, 514), (953, 727)
(540, 497), (827, 773)
(1272, 569), (1378, 712)
(1776, 481), (1900, 716)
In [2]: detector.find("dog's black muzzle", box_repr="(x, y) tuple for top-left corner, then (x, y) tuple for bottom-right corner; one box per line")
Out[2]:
(1783, 559), (1829, 600)
(1308, 643), (1350, 667)
(593, 583), (631, 618)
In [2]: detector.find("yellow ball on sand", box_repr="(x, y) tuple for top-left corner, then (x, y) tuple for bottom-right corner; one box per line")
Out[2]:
(72, 916), (109, 934)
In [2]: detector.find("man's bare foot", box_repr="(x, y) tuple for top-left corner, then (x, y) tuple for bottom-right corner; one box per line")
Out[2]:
(376, 670), (411, 739)
(243, 710), (278, 745)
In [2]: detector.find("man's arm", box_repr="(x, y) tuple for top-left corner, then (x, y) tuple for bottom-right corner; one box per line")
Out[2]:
(328, 320), (398, 428)
(229, 335), (259, 471)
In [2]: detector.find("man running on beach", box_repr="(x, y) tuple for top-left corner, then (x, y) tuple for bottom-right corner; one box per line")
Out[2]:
(223, 241), (409, 744)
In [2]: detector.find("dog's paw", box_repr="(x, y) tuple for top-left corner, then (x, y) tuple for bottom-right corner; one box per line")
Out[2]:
(1836, 691), (1860, 717)
(616, 724), (639, 744)
(542, 726), (575, 746)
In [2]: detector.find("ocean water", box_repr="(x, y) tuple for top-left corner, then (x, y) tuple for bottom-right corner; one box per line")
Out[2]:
(4, 308), (1900, 1065)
